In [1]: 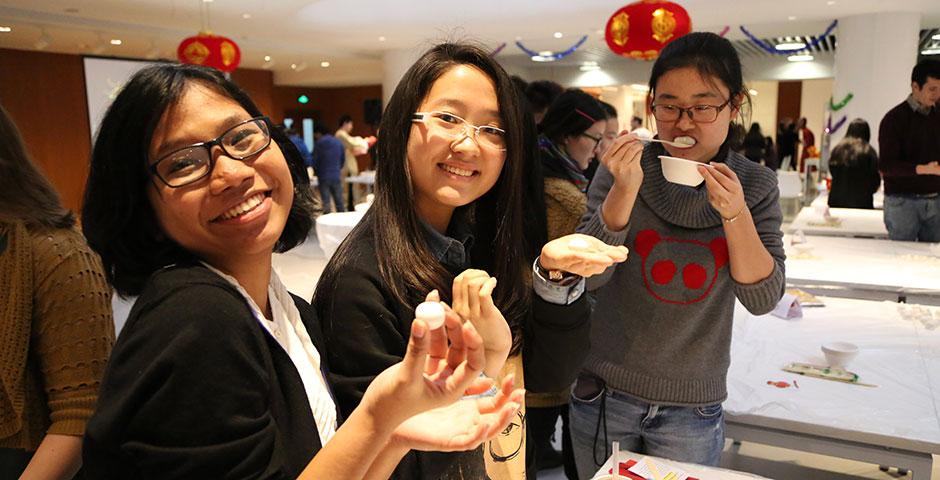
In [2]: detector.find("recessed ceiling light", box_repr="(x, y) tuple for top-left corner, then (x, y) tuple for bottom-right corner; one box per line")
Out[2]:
(202, 0), (213, 2)
(787, 54), (814, 62)
(290, 63), (297, 69)
(378, 36), (386, 42)
(582, 61), (598, 66)
(630, 84), (651, 92)
(110, 39), (122, 45)
(0, 26), (11, 33)
(553, 32), (563, 39)
(748, 88), (759, 95)
(242, 13), (251, 19)
(320, 61), (330, 67)
(775, 41), (807, 51)
(922, 48), (940, 55)
(788, 16), (797, 21)
(579, 65), (600, 72)
(826, 0), (835, 4)
(264, 55), (272, 62)
(515, 36), (523, 41)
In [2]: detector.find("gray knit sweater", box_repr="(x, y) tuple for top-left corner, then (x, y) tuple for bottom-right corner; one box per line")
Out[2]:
(577, 143), (785, 406)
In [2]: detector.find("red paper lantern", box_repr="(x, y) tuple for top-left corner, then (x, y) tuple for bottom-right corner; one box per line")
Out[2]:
(177, 32), (241, 72)
(605, 0), (692, 60)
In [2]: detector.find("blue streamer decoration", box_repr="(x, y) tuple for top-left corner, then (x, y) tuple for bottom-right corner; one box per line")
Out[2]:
(490, 43), (507, 57)
(826, 115), (848, 135)
(516, 35), (588, 61)
(739, 20), (838, 55)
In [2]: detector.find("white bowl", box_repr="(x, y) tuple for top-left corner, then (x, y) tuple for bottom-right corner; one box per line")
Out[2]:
(659, 155), (707, 187)
(821, 342), (859, 368)
(793, 243), (814, 255)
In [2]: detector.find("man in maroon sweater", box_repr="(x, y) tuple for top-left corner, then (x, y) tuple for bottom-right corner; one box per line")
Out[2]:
(878, 59), (940, 242)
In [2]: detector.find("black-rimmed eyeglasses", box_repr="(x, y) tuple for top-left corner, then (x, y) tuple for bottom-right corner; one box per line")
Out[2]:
(650, 100), (732, 124)
(149, 116), (272, 188)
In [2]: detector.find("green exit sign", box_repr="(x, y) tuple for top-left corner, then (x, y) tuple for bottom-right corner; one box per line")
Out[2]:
(297, 94), (310, 104)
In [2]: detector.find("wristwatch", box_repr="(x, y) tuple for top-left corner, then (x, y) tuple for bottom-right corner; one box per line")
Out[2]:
(532, 257), (585, 305)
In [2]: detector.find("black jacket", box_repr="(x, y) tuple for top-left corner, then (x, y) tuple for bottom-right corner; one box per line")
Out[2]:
(828, 140), (881, 209)
(314, 217), (592, 479)
(83, 264), (330, 479)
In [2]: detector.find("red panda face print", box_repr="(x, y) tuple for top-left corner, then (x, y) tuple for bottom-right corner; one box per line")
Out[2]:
(634, 229), (729, 304)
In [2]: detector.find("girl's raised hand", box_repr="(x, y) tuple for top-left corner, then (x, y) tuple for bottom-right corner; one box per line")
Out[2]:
(539, 233), (629, 278)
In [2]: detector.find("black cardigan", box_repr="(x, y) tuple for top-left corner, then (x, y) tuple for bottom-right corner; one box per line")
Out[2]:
(83, 264), (329, 479)
(314, 220), (592, 479)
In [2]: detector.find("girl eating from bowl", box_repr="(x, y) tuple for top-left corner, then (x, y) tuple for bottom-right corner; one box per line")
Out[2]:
(570, 32), (786, 477)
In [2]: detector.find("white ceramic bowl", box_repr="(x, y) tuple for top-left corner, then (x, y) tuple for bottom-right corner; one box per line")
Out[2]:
(659, 155), (706, 187)
(821, 341), (859, 368)
(793, 243), (814, 255)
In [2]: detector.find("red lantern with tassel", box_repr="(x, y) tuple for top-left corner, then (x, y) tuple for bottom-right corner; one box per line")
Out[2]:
(605, 0), (692, 60)
(177, 32), (241, 72)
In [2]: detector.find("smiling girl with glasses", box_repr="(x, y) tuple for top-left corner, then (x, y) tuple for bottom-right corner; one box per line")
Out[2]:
(79, 63), (522, 480)
(313, 43), (627, 480)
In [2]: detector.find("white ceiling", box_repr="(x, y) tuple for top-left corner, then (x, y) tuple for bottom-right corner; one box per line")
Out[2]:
(1, 0), (939, 87)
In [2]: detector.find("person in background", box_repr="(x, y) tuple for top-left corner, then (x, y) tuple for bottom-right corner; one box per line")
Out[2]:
(777, 118), (798, 170)
(572, 32), (785, 477)
(583, 100), (620, 182)
(79, 63), (520, 480)
(335, 115), (373, 207)
(763, 135), (780, 171)
(313, 123), (346, 213)
(313, 43), (627, 480)
(528, 89), (608, 477)
(728, 123), (746, 155)
(743, 123), (766, 164)
(510, 75), (529, 97)
(797, 117), (815, 172)
(878, 58), (940, 242)
(286, 125), (313, 169)
(828, 118), (881, 209)
(629, 115), (652, 139)
(524, 80), (564, 125)
(0, 104), (115, 479)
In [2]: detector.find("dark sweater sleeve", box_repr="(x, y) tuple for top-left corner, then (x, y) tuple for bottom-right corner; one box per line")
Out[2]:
(319, 262), (486, 480)
(522, 293), (591, 393)
(82, 283), (291, 480)
(878, 108), (915, 177)
(319, 264), (407, 417)
(867, 150), (882, 195)
(577, 163), (630, 291)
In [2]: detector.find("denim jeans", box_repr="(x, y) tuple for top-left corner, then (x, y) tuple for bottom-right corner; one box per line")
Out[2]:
(318, 180), (345, 213)
(568, 378), (724, 480)
(884, 194), (940, 242)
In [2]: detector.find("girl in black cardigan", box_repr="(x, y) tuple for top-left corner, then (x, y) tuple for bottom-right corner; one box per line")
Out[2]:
(79, 63), (522, 480)
(313, 43), (628, 480)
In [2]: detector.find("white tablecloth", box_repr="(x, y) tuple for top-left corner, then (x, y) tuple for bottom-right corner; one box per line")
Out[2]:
(315, 211), (364, 258)
(727, 297), (940, 453)
(811, 191), (884, 210)
(783, 234), (940, 299)
(591, 451), (770, 479)
(788, 206), (888, 238)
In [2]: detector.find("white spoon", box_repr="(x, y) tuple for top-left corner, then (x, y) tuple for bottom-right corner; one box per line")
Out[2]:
(645, 137), (695, 149)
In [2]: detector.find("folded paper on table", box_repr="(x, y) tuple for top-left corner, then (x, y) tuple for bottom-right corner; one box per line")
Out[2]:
(771, 293), (803, 319)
